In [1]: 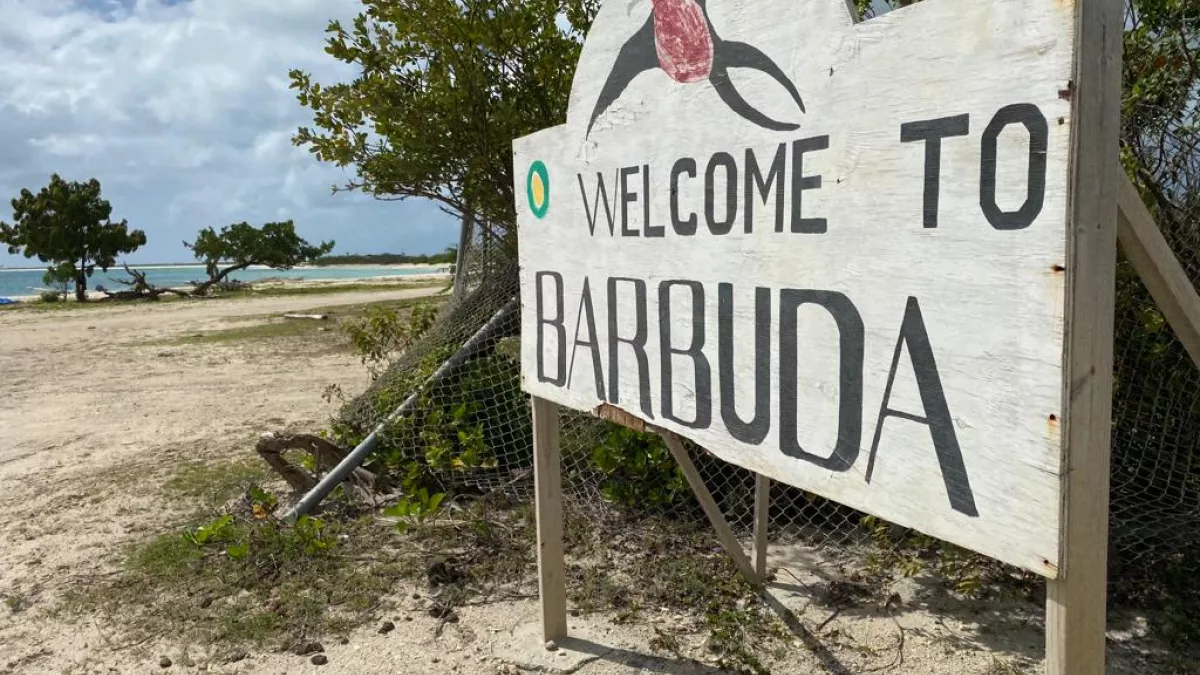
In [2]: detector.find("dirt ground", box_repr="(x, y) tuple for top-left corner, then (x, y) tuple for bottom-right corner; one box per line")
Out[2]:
(0, 288), (1184, 674)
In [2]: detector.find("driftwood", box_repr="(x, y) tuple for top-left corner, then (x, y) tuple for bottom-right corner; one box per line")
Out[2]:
(282, 313), (328, 321)
(255, 431), (384, 500)
(97, 264), (192, 301)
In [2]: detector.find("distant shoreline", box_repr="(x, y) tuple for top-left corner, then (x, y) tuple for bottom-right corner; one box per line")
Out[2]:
(0, 262), (449, 273)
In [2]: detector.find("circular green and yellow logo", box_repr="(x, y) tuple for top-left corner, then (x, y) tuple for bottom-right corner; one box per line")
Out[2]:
(527, 161), (549, 219)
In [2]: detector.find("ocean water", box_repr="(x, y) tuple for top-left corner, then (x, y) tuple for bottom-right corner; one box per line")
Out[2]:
(0, 264), (447, 298)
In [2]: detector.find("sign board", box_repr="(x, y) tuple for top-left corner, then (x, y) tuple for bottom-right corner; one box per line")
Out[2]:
(514, 0), (1077, 577)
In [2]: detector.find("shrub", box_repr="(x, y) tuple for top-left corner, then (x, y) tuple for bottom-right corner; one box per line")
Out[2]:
(590, 426), (688, 509)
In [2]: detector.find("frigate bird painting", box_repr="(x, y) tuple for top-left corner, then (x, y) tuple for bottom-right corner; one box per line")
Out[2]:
(586, 0), (807, 137)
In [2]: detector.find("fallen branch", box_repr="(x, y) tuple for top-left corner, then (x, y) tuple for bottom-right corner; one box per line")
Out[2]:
(255, 432), (385, 500)
(97, 264), (193, 301)
(282, 313), (329, 321)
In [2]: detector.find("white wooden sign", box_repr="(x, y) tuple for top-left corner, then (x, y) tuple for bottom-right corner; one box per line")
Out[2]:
(514, 0), (1079, 577)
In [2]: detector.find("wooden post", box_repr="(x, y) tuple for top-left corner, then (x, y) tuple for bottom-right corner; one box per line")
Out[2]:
(532, 396), (567, 642)
(1116, 174), (1200, 368)
(754, 475), (771, 579)
(660, 431), (760, 583)
(1045, 0), (1122, 670)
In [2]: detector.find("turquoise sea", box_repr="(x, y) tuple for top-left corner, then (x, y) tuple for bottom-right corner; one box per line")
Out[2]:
(0, 264), (447, 299)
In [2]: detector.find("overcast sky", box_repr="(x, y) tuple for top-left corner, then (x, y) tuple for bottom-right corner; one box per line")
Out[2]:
(0, 0), (457, 266)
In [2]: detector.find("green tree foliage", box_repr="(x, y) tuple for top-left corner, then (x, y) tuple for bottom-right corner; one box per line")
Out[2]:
(1121, 0), (1198, 211)
(289, 0), (601, 246)
(41, 262), (75, 302)
(185, 220), (335, 296)
(0, 175), (146, 302)
(315, 247), (457, 266)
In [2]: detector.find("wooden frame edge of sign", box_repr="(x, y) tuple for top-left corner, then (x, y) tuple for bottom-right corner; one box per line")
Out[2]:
(1116, 175), (1200, 368)
(1045, 0), (1123, 671)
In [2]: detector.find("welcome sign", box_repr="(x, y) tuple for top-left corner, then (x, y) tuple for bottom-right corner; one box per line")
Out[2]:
(514, 0), (1076, 576)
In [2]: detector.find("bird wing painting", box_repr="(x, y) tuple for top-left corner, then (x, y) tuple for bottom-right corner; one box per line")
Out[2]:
(586, 0), (807, 137)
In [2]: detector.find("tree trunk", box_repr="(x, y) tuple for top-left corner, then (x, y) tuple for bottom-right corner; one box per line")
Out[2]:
(191, 263), (249, 296)
(74, 265), (87, 303)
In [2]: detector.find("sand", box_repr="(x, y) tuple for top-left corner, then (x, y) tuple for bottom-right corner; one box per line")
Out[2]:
(0, 287), (1179, 674)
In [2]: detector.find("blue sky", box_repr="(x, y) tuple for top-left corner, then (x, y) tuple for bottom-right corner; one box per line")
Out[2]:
(0, 0), (458, 266)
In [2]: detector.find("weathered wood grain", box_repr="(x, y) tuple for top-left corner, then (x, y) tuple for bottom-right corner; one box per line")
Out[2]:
(1044, 0), (1123, 669)
(532, 397), (568, 641)
(515, 0), (1078, 576)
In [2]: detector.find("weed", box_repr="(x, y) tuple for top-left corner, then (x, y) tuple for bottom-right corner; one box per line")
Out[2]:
(5, 593), (28, 613)
(563, 513), (785, 674)
(342, 300), (441, 377)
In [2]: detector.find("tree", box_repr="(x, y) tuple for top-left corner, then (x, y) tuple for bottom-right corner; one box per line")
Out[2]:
(42, 262), (74, 302)
(289, 0), (600, 249)
(0, 175), (147, 302)
(185, 220), (335, 296)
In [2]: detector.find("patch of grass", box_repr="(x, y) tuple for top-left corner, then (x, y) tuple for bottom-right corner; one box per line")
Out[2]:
(562, 514), (785, 674)
(66, 510), (409, 652)
(153, 295), (448, 348)
(5, 593), (29, 613)
(403, 503), (784, 674)
(242, 280), (446, 298)
(0, 279), (447, 312)
(160, 319), (337, 346)
(161, 460), (270, 509)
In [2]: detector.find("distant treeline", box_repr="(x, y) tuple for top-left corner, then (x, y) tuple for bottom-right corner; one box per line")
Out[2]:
(314, 249), (456, 266)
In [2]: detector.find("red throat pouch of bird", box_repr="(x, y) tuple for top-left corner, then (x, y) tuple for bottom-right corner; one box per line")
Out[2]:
(651, 0), (714, 83)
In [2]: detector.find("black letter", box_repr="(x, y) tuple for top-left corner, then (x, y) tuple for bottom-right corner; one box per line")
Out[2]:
(578, 171), (618, 236)
(536, 271), (566, 386)
(746, 144), (786, 233)
(567, 277), (605, 399)
(671, 158), (698, 236)
(607, 277), (654, 418)
(865, 297), (978, 517)
(900, 114), (970, 228)
(778, 289), (863, 470)
(644, 164), (664, 237)
(659, 281), (711, 428)
(980, 103), (1048, 230)
(705, 152), (738, 235)
(790, 135), (829, 233)
(719, 284), (771, 444)
(620, 166), (640, 236)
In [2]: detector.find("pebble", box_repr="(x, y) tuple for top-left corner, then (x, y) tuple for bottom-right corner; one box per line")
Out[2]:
(294, 642), (324, 656)
(544, 640), (558, 652)
(159, 656), (172, 668)
(311, 654), (328, 666)
(379, 620), (396, 634)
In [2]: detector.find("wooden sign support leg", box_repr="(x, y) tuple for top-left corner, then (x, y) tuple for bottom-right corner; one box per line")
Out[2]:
(1046, 0), (1122, 671)
(754, 475), (771, 579)
(1116, 174), (1200, 368)
(660, 431), (761, 584)
(532, 396), (567, 642)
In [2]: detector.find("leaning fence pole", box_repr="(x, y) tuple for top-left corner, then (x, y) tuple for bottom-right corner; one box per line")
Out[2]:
(283, 297), (520, 521)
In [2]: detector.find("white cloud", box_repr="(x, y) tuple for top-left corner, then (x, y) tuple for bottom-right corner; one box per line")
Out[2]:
(0, 0), (456, 265)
